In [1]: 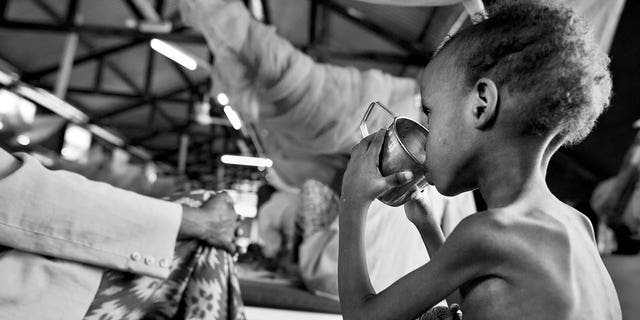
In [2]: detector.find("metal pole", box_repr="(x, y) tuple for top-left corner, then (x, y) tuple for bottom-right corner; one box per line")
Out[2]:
(54, 32), (79, 98)
(0, 0), (10, 20)
(178, 133), (189, 174)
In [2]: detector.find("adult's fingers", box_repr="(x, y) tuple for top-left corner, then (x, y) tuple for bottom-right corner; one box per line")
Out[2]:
(221, 242), (237, 255)
(214, 190), (233, 203)
(209, 238), (236, 254)
(462, 0), (487, 24)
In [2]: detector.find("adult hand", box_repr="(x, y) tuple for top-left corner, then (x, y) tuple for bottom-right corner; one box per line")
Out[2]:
(177, 0), (222, 29)
(178, 192), (239, 253)
(177, 0), (197, 28)
(341, 129), (414, 206)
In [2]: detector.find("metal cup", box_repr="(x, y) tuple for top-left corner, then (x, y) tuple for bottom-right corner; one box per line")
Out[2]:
(360, 101), (430, 207)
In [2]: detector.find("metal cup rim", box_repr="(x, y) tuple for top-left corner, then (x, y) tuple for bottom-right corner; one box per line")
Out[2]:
(391, 116), (430, 173)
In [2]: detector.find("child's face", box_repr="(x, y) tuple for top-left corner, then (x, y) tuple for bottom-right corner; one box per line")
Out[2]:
(418, 53), (476, 196)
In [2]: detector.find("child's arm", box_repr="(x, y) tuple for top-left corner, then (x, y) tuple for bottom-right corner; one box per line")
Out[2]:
(340, 204), (501, 320)
(404, 194), (446, 258)
(339, 131), (504, 320)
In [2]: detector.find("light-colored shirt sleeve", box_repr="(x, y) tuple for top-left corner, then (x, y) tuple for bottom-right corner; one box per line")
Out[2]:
(0, 148), (181, 279)
(182, 0), (420, 157)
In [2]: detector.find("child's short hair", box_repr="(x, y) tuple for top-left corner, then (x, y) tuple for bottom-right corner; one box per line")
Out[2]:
(444, 0), (612, 145)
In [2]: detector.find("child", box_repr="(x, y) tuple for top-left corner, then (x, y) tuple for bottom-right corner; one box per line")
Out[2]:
(338, 0), (621, 319)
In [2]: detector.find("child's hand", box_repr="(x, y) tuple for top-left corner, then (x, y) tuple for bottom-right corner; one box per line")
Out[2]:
(404, 190), (440, 230)
(341, 129), (414, 206)
(404, 190), (445, 256)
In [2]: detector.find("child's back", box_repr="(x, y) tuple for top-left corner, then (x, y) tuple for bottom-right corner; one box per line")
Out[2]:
(459, 198), (621, 319)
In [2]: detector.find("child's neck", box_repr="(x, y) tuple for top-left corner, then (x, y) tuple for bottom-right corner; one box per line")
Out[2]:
(476, 141), (553, 209)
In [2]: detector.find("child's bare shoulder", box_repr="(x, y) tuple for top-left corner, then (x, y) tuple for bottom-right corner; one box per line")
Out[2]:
(444, 210), (520, 257)
(449, 207), (572, 257)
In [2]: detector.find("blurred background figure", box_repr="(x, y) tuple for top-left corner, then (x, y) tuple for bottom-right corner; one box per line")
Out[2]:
(592, 120), (640, 254)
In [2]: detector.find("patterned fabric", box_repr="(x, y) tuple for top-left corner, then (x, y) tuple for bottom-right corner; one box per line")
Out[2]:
(84, 190), (245, 320)
(417, 304), (463, 320)
(297, 180), (340, 238)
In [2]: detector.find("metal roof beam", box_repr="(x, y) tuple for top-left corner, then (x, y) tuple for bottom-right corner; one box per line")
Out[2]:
(123, 0), (146, 19)
(36, 85), (192, 103)
(308, 0), (318, 48)
(65, 0), (80, 24)
(23, 40), (147, 80)
(0, 0), (9, 20)
(0, 19), (206, 43)
(261, 0), (271, 24)
(91, 79), (208, 122)
(26, 0), (146, 96)
(129, 122), (190, 145)
(321, 50), (427, 65)
(316, 0), (424, 56)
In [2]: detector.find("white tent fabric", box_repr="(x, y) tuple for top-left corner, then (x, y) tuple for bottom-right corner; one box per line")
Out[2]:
(561, 0), (626, 52)
(353, 0), (626, 52)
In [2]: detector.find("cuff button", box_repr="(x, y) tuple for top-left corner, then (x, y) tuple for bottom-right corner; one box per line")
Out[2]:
(159, 258), (170, 268)
(144, 256), (156, 265)
(130, 251), (142, 261)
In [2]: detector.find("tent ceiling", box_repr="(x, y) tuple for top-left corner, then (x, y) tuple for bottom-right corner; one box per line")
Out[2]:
(0, 0), (636, 191)
(0, 0), (465, 173)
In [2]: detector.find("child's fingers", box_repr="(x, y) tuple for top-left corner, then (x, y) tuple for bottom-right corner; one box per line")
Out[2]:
(462, 0), (487, 24)
(368, 129), (386, 152)
(351, 129), (382, 154)
(383, 170), (414, 187)
(411, 189), (434, 215)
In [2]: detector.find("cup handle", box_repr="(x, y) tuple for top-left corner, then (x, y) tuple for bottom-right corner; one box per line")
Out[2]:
(359, 101), (396, 138)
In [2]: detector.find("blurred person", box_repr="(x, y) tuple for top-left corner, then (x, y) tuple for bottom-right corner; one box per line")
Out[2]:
(0, 147), (239, 319)
(591, 120), (640, 254)
(257, 170), (299, 261)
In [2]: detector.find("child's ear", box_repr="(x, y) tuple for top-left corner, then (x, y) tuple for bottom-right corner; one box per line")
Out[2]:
(471, 78), (499, 129)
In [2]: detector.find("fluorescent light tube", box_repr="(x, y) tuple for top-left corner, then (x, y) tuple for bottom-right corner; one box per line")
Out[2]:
(216, 93), (230, 106)
(150, 39), (197, 71)
(87, 124), (125, 147)
(221, 155), (273, 168)
(16, 135), (30, 146)
(223, 106), (242, 130)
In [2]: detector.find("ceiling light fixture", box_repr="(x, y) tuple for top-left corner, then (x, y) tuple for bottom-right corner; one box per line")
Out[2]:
(221, 155), (273, 168)
(150, 39), (197, 71)
(16, 135), (30, 146)
(223, 105), (242, 130)
(216, 93), (230, 106)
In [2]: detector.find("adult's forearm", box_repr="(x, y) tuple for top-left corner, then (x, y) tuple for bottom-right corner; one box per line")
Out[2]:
(0, 149), (181, 278)
(185, 0), (311, 118)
